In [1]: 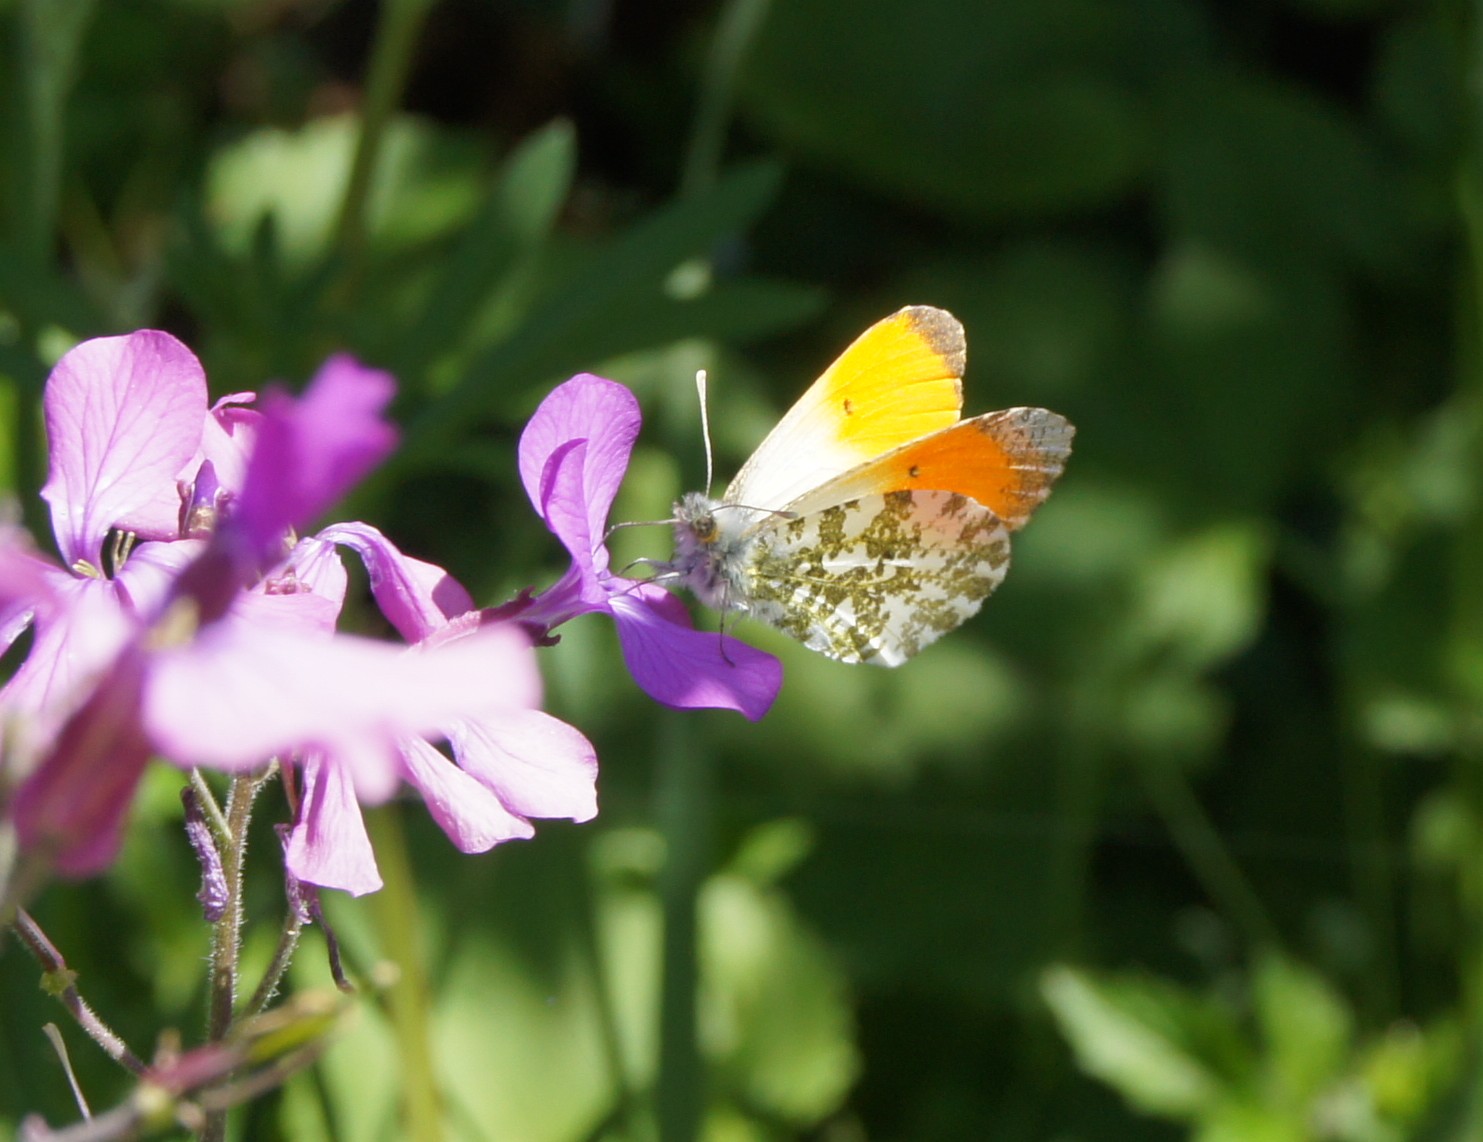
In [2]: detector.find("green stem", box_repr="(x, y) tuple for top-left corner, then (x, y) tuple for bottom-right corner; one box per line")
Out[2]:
(201, 772), (267, 1142)
(190, 768), (231, 843)
(574, 848), (641, 1134)
(1045, 675), (1108, 956)
(331, 0), (437, 283)
(679, 0), (773, 199)
(366, 803), (444, 1142)
(246, 904), (306, 1016)
(15, 0), (96, 263)
(1454, 10), (1483, 1130)
(655, 714), (711, 1142)
(11, 0), (95, 531)
(13, 908), (146, 1073)
(1135, 756), (1280, 953)
(1337, 714), (1399, 1020)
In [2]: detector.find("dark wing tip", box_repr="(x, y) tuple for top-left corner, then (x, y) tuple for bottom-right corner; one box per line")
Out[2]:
(901, 305), (967, 378)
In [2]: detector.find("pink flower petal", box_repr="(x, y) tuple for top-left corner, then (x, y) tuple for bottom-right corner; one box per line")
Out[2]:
(451, 708), (598, 822)
(285, 750), (383, 896)
(41, 331), (208, 567)
(518, 375), (640, 557)
(251, 534), (349, 633)
(142, 620), (541, 783)
(230, 582), (346, 636)
(536, 438), (605, 585)
(0, 528), (59, 651)
(1, 575), (137, 765)
(114, 539), (206, 618)
(318, 522), (474, 642)
(232, 355), (398, 560)
(197, 393), (262, 497)
(399, 737), (534, 850)
(11, 649), (152, 876)
(609, 585), (782, 721)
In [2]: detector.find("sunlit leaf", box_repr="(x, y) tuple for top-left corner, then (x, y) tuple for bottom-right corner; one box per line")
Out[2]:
(1043, 966), (1244, 1119)
(701, 866), (859, 1124)
(1252, 954), (1353, 1103)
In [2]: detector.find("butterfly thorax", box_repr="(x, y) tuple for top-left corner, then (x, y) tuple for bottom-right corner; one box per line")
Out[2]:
(668, 491), (762, 611)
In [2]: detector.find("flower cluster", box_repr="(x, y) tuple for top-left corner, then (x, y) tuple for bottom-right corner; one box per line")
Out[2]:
(0, 332), (781, 899)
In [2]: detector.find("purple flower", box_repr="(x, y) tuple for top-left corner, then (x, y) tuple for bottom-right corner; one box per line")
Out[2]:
(284, 521), (600, 895)
(517, 374), (782, 722)
(3, 335), (561, 884)
(1, 332), (247, 764)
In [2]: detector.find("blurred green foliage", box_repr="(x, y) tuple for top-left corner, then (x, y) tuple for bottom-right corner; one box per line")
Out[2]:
(1, 0), (1480, 1138)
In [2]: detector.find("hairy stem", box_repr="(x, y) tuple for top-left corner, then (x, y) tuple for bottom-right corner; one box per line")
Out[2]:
(13, 909), (146, 1074)
(200, 771), (267, 1142)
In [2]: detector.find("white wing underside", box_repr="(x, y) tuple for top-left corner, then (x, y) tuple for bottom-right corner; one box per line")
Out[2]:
(739, 490), (1012, 665)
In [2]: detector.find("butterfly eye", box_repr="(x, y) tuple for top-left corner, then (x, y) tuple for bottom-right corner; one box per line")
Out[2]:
(693, 514), (717, 542)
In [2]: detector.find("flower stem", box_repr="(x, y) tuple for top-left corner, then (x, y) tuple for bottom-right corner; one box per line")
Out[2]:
(200, 771), (267, 1142)
(655, 713), (711, 1142)
(1454, 2), (1483, 1125)
(15, 0), (96, 263)
(189, 769), (231, 843)
(1132, 755), (1279, 952)
(246, 905), (305, 1016)
(13, 908), (146, 1074)
(207, 775), (258, 1039)
(1045, 675), (1108, 955)
(366, 803), (444, 1142)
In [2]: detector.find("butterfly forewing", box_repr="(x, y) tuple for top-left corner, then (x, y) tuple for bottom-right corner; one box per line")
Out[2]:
(726, 306), (967, 512)
(740, 489), (1012, 665)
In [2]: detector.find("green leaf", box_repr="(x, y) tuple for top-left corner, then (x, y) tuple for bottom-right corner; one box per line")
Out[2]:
(701, 869), (859, 1124)
(12, 0), (96, 259)
(1133, 246), (1351, 514)
(387, 120), (577, 378)
(204, 114), (486, 270)
(1194, 1100), (1308, 1142)
(1157, 69), (1409, 275)
(1253, 954), (1353, 1103)
(1130, 523), (1272, 670)
(740, 0), (1150, 221)
(396, 162), (791, 462)
(1042, 966), (1243, 1120)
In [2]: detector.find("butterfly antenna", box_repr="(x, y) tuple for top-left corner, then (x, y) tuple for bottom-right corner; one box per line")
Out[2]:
(696, 368), (715, 495)
(604, 517), (678, 548)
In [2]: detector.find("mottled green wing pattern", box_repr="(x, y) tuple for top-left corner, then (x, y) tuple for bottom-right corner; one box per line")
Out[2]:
(741, 490), (1012, 665)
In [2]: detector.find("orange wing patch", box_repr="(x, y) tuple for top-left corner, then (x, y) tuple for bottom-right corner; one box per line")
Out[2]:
(878, 409), (1073, 529)
(789, 407), (1074, 530)
(814, 305), (966, 454)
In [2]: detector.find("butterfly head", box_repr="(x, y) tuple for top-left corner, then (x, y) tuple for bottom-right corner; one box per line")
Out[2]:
(665, 492), (757, 610)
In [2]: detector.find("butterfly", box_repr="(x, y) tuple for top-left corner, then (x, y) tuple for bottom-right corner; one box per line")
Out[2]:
(662, 305), (1074, 665)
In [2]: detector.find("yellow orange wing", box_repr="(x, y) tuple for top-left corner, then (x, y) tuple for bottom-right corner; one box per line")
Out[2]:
(782, 407), (1074, 530)
(724, 306), (966, 511)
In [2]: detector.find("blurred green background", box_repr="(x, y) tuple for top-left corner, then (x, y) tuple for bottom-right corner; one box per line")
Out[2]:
(1, 0), (1478, 1138)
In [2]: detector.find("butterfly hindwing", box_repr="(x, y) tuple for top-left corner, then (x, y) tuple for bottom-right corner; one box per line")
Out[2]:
(726, 306), (967, 512)
(781, 406), (1074, 529)
(739, 489), (1012, 665)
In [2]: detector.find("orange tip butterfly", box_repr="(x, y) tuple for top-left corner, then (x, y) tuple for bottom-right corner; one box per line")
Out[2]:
(662, 305), (1074, 665)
